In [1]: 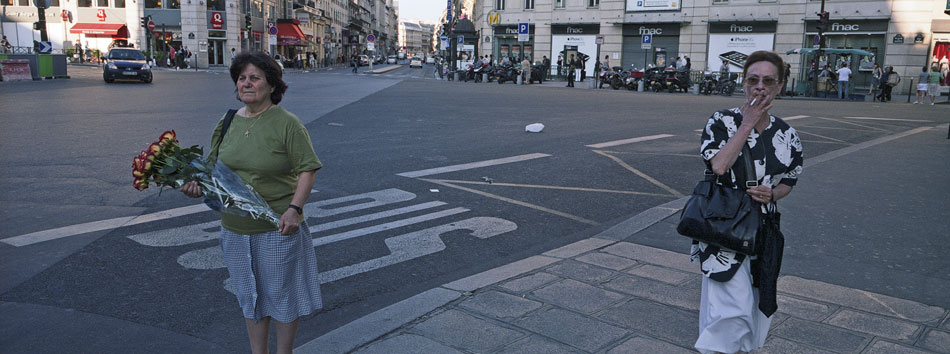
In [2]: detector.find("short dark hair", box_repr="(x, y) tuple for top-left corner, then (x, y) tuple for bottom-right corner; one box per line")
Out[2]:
(743, 50), (786, 83)
(229, 51), (288, 104)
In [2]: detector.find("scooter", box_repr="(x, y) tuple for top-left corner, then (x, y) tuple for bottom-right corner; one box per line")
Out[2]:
(719, 73), (738, 96)
(666, 68), (691, 93)
(700, 72), (720, 95)
(644, 66), (667, 92)
(495, 64), (518, 84)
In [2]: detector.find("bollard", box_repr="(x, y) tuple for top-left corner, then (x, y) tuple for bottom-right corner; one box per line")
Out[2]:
(588, 79), (596, 89)
(518, 74), (523, 85)
(693, 84), (700, 95)
(638, 80), (645, 92)
(455, 72), (460, 82)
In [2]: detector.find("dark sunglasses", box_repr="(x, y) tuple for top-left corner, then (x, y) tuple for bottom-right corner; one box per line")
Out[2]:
(744, 76), (779, 87)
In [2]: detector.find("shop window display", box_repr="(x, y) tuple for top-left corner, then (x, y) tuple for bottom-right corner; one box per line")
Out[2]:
(933, 41), (950, 86)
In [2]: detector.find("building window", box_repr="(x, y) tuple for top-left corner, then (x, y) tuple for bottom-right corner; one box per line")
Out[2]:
(268, 4), (275, 20)
(50, 0), (60, 6)
(712, 0), (727, 3)
(78, 0), (92, 7)
(0, 0), (12, 6)
(97, 0), (108, 6)
(167, 0), (179, 9)
(524, 0), (532, 9)
(554, 0), (564, 8)
(207, 0), (224, 10)
(17, 0), (28, 5)
(495, 0), (504, 10)
(114, 0), (123, 7)
(587, 0), (598, 7)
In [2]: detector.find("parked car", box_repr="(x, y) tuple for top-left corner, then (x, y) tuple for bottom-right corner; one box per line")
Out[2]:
(409, 57), (423, 68)
(387, 55), (397, 64)
(102, 48), (152, 83)
(359, 55), (370, 66)
(426, 55), (435, 64)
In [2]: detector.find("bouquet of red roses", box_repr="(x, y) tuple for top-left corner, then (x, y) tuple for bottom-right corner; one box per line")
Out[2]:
(132, 130), (280, 226)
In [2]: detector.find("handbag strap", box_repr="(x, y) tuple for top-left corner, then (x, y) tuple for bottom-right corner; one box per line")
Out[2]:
(211, 109), (238, 161)
(741, 143), (757, 189)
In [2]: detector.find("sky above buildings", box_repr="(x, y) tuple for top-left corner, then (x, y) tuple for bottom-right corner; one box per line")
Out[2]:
(398, 0), (444, 23)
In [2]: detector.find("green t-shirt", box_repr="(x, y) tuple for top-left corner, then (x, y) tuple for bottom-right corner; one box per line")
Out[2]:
(210, 106), (322, 234)
(929, 72), (941, 84)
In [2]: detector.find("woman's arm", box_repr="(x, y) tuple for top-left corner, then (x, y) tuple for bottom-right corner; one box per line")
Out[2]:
(279, 170), (316, 235)
(747, 183), (793, 204)
(709, 92), (773, 175)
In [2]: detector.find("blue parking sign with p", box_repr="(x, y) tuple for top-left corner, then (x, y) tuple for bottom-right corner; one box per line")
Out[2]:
(642, 34), (652, 44)
(519, 23), (529, 35)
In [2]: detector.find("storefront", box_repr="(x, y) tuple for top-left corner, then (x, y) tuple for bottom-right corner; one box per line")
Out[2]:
(930, 19), (950, 92)
(492, 23), (533, 62)
(803, 19), (888, 90)
(706, 21), (775, 73)
(551, 24), (599, 76)
(621, 23), (680, 70)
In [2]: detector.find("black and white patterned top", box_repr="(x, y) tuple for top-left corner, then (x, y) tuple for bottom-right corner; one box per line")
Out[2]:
(690, 107), (804, 281)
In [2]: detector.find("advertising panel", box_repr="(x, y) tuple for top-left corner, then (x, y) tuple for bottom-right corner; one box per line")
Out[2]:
(626, 0), (679, 12)
(706, 33), (774, 72)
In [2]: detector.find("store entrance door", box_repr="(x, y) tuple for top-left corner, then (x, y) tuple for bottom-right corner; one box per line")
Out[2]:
(208, 39), (226, 66)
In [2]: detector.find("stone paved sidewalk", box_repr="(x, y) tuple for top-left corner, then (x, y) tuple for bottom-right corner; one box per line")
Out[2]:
(299, 212), (950, 354)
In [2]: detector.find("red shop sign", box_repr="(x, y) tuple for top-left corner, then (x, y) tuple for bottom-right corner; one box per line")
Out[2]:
(96, 9), (106, 22)
(210, 11), (223, 29)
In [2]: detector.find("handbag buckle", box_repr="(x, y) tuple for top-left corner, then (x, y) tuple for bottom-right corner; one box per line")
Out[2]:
(746, 181), (758, 188)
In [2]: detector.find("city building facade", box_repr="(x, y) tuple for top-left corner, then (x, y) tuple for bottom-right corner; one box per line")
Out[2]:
(399, 19), (435, 55)
(473, 0), (950, 93)
(1, 0), (397, 68)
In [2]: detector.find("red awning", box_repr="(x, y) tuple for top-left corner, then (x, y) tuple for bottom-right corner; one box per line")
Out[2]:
(70, 23), (125, 36)
(276, 23), (306, 46)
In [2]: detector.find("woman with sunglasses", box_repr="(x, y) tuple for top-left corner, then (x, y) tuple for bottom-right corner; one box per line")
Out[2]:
(692, 50), (804, 354)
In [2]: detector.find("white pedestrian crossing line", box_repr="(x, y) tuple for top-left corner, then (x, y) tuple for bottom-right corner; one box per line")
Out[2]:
(312, 207), (470, 247)
(309, 201), (447, 233)
(2, 204), (210, 247)
(783, 115), (809, 120)
(397, 153), (551, 178)
(585, 134), (675, 148)
(843, 116), (933, 122)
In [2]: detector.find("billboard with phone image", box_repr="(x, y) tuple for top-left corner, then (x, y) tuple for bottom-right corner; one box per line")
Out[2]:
(706, 33), (774, 72)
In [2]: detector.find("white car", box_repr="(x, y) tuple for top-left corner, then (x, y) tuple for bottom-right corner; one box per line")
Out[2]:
(426, 55), (435, 64)
(409, 57), (423, 68)
(387, 55), (397, 64)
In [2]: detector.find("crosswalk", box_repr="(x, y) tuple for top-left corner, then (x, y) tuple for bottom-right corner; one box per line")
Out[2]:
(126, 188), (518, 291)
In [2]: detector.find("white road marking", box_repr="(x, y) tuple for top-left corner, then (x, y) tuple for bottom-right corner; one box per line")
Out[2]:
(843, 116), (932, 122)
(808, 126), (938, 166)
(3, 204), (210, 247)
(585, 134), (674, 148)
(783, 115), (809, 121)
(397, 153), (551, 178)
(312, 207), (469, 247)
(309, 201), (447, 233)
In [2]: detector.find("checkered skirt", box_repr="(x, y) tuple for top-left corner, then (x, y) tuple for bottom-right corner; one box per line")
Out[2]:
(220, 221), (323, 323)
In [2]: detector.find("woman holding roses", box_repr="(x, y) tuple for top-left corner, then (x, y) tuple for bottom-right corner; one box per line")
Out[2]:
(180, 51), (322, 354)
(690, 51), (803, 354)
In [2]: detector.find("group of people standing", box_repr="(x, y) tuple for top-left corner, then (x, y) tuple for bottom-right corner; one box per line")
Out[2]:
(558, 54), (587, 87)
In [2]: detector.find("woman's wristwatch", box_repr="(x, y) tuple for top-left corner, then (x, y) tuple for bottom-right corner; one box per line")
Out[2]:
(288, 204), (303, 215)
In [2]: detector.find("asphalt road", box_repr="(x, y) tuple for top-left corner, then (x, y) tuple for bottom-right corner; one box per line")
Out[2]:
(0, 63), (947, 353)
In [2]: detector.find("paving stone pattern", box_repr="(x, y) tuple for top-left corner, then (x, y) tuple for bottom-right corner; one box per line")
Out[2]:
(352, 240), (949, 353)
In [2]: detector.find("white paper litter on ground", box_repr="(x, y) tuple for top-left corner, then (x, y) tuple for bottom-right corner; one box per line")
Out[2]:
(525, 123), (545, 133)
(429, 189), (439, 193)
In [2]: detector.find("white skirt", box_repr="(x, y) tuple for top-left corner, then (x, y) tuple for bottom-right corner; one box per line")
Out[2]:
(695, 257), (771, 354)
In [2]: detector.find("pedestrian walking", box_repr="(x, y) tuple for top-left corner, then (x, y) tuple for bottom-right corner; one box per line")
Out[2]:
(926, 64), (943, 105)
(556, 55), (563, 77)
(566, 54), (576, 87)
(1, 36), (12, 53)
(179, 51), (324, 354)
(869, 64), (882, 96)
(351, 55), (359, 73)
(579, 55), (587, 82)
(781, 63), (791, 96)
(915, 66), (930, 104)
(692, 50), (803, 354)
(878, 66), (898, 102)
(230, 48), (237, 66)
(836, 62), (852, 100)
(521, 56), (531, 84)
(75, 42), (85, 63)
(84, 42), (93, 64)
(170, 46), (178, 70)
(542, 55), (551, 81)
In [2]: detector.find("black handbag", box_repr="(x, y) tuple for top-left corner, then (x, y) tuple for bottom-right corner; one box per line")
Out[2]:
(677, 144), (760, 255)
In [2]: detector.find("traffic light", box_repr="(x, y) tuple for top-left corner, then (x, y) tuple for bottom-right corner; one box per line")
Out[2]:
(33, 21), (41, 30)
(140, 16), (147, 27)
(245, 14), (252, 30)
(817, 11), (830, 32)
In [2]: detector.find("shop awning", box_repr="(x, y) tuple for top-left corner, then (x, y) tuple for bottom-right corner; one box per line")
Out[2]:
(277, 23), (306, 45)
(70, 23), (126, 36)
(785, 48), (874, 56)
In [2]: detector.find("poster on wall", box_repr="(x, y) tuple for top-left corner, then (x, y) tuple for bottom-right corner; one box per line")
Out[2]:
(858, 47), (877, 72)
(706, 33), (775, 72)
(524, 45), (533, 61)
(626, 0), (679, 12)
(511, 45), (521, 60)
(933, 41), (949, 86)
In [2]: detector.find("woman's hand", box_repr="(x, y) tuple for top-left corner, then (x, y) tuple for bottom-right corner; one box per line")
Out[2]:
(179, 181), (203, 198)
(747, 185), (773, 204)
(739, 90), (774, 129)
(278, 209), (301, 235)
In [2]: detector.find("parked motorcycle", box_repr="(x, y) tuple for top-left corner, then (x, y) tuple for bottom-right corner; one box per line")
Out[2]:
(527, 64), (546, 84)
(699, 72), (720, 95)
(719, 72), (738, 96)
(495, 64), (518, 84)
(643, 66), (667, 92)
(624, 67), (643, 91)
(665, 68), (691, 93)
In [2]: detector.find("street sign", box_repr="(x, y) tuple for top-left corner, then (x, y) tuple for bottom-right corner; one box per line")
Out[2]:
(440, 35), (447, 43)
(367, 42), (375, 50)
(268, 26), (278, 35)
(147, 20), (155, 32)
(595, 34), (604, 45)
(641, 34), (652, 49)
(366, 34), (375, 43)
(518, 22), (529, 42)
(37, 41), (52, 53)
(458, 35), (463, 44)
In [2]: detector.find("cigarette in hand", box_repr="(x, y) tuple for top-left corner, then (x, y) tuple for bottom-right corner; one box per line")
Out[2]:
(750, 97), (758, 106)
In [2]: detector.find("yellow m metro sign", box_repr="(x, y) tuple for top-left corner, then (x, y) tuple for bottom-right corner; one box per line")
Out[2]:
(488, 12), (500, 25)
